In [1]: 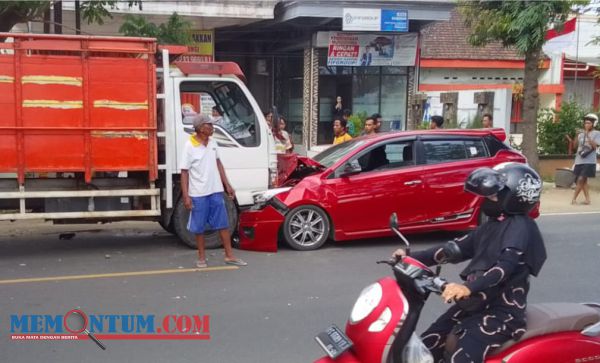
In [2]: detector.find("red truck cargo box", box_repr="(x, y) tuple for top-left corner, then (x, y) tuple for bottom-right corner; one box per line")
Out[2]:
(0, 33), (157, 183)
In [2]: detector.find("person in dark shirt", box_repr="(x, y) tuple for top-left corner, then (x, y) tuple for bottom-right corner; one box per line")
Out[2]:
(393, 162), (545, 362)
(430, 115), (444, 129)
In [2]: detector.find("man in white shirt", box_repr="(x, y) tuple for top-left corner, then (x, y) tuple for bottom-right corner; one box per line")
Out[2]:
(180, 115), (247, 268)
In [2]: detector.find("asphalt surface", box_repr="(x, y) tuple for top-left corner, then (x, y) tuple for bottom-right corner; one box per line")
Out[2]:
(0, 214), (599, 363)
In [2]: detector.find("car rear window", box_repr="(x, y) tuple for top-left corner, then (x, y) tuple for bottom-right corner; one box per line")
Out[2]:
(423, 139), (487, 164)
(464, 139), (486, 159)
(483, 135), (509, 156)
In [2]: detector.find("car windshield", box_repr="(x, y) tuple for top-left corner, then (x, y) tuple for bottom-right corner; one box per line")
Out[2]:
(312, 139), (368, 168)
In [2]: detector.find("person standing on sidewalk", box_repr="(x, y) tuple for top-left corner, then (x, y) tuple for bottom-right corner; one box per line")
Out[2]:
(430, 115), (444, 129)
(567, 113), (600, 205)
(333, 118), (352, 145)
(181, 115), (247, 268)
(482, 113), (493, 128)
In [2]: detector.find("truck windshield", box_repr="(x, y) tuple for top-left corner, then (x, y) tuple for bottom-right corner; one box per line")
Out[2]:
(312, 139), (368, 168)
(180, 81), (259, 147)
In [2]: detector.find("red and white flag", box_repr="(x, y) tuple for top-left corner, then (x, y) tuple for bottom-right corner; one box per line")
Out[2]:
(545, 17), (577, 41)
(543, 16), (600, 65)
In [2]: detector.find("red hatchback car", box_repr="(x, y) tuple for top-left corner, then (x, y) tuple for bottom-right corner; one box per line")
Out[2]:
(238, 129), (533, 252)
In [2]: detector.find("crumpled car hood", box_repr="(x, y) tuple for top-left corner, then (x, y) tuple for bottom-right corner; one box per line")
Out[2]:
(277, 154), (324, 187)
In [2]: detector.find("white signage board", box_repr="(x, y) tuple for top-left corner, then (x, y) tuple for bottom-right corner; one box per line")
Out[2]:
(343, 8), (381, 31)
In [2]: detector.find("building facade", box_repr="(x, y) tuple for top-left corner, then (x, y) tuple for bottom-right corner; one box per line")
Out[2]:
(216, 1), (453, 151)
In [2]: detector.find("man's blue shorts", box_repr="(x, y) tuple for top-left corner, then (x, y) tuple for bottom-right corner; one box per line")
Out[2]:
(187, 192), (229, 234)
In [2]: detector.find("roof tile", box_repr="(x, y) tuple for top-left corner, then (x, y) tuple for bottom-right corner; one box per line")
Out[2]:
(420, 9), (523, 60)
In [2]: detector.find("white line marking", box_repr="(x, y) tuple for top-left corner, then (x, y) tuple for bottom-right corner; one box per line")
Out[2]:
(540, 211), (600, 216)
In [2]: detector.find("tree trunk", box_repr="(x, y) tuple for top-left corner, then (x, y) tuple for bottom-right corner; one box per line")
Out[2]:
(521, 49), (541, 171)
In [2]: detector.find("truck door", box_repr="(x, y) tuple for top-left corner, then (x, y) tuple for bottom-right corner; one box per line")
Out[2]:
(173, 78), (273, 206)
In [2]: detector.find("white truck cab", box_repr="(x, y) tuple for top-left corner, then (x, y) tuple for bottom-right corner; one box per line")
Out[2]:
(158, 51), (278, 248)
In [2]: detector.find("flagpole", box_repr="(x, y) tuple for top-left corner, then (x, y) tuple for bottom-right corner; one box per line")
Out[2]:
(574, 13), (580, 99)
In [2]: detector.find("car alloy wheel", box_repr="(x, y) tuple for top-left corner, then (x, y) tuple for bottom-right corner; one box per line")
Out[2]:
(283, 205), (330, 251)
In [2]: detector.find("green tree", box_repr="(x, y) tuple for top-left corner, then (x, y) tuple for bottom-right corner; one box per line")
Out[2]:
(0, 1), (50, 32)
(119, 13), (192, 45)
(538, 101), (589, 155)
(0, 1), (138, 34)
(459, 0), (588, 170)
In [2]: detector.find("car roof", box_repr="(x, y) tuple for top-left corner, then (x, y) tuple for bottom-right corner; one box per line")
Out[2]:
(358, 128), (506, 143)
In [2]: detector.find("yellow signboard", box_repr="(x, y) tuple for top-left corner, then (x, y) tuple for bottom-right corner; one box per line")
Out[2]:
(188, 30), (214, 61)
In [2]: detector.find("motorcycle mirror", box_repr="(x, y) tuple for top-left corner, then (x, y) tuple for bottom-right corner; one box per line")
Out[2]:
(389, 213), (410, 255)
(389, 213), (399, 229)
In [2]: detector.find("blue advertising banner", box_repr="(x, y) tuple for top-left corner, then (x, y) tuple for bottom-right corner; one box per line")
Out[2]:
(381, 10), (408, 32)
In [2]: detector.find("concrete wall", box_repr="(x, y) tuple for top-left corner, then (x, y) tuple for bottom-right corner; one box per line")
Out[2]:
(539, 156), (575, 179)
(420, 68), (524, 85)
(12, 1), (276, 36)
(423, 88), (512, 132)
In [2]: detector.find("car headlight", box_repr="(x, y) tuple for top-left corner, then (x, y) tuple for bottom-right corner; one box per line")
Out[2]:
(349, 283), (383, 324)
(251, 187), (291, 209)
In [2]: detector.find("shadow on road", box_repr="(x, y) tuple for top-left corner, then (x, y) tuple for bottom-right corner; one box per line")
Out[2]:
(277, 230), (465, 252)
(0, 223), (185, 260)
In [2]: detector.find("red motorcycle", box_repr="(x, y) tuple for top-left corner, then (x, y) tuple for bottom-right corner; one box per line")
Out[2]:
(314, 214), (600, 363)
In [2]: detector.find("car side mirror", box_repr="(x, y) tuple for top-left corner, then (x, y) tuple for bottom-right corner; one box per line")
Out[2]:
(337, 161), (361, 178)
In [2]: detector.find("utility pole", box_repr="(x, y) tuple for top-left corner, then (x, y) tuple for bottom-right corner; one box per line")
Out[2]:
(75, 0), (81, 35)
(53, 1), (62, 34)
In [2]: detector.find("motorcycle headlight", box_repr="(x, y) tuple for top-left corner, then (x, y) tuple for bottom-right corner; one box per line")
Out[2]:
(251, 187), (291, 209)
(368, 307), (392, 332)
(349, 283), (383, 324)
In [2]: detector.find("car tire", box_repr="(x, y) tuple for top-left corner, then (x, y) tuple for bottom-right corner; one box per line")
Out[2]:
(283, 205), (330, 251)
(173, 195), (239, 250)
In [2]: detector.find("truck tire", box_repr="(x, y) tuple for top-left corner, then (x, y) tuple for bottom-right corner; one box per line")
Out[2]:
(173, 196), (238, 250)
(282, 205), (330, 251)
(158, 219), (175, 234)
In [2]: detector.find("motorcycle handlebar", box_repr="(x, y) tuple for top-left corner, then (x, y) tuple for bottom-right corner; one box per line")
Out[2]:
(431, 277), (447, 294)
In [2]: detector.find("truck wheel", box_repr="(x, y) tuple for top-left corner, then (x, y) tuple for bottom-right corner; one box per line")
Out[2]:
(283, 205), (330, 251)
(173, 196), (238, 250)
(158, 219), (175, 234)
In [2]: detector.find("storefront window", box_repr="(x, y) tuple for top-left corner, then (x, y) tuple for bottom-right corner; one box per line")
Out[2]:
(352, 72), (379, 118)
(380, 75), (407, 131)
(276, 53), (304, 144)
(317, 68), (409, 143)
(310, 52), (409, 144)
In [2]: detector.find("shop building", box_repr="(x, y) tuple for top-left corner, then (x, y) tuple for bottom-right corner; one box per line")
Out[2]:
(216, 1), (453, 150)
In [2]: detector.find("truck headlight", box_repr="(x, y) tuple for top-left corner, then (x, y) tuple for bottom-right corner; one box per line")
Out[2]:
(349, 283), (382, 324)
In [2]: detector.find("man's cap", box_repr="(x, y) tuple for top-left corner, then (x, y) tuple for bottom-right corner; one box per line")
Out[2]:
(192, 114), (213, 128)
(584, 113), (598, 122)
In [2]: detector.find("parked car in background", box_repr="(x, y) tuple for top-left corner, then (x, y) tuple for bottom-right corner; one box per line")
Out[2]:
(238, 129), (534, 252)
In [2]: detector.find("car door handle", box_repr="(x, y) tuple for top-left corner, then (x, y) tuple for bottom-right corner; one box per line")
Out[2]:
(404, 180), (422, 186)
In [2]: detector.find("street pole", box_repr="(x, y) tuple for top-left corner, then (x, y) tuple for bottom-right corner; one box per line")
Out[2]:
(574, 14), (580, 99)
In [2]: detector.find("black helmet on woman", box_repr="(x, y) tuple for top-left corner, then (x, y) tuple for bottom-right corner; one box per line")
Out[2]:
(465, 162), (542, 215)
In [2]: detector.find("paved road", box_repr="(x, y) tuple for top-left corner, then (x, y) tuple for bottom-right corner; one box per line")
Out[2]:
(0, 214), (599, 363)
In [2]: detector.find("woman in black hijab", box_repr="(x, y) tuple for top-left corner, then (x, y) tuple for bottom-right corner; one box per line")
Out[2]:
(393, 162), (545, 363)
